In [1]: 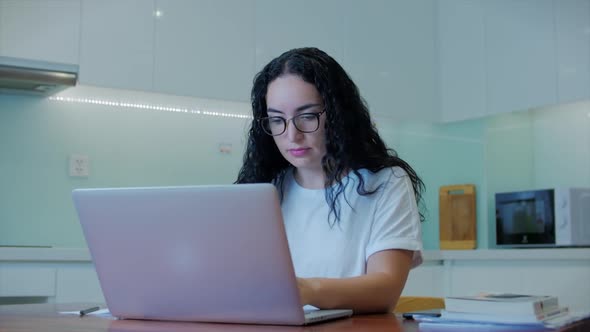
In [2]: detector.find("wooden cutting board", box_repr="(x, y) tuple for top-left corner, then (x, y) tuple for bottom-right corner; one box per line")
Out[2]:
(439, 184), (476, 250)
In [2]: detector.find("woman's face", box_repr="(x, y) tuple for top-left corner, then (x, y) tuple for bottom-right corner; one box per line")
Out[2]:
(265, 74), (327, 173)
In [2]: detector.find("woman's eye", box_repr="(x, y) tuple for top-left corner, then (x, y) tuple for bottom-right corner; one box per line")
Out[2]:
(269, 118), (284, 125)
(299, 114), (316, 121)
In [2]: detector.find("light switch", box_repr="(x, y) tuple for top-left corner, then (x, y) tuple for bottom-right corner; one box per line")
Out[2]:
(219, 143), (232, 154)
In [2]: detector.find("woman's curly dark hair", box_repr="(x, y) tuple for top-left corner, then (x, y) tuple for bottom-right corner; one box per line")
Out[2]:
(236, 47), (425, 225)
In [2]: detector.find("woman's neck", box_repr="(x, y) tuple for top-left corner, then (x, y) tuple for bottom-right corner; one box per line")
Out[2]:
(293, 167), (325, 189)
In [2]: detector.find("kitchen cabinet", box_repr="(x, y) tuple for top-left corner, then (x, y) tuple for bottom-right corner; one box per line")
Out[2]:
(78, 0), (156, 91)
(554, 0), (590, 104)
(153, 0), (256, 102)
(3, 248), (590, 311)
(254, 0), (349, 73)
(484, 0), (557, 115)
(255, 0), (437, 121)
(5, 1), (584, 122)
(0, 265), (55, 297)
(0, 0), (80, 64)
(344, 0), (436, 121)
(438, 0), (589, 122)
(437, 0), (486, 122)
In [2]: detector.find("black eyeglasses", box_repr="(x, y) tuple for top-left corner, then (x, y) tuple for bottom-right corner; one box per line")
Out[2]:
(259, 110), (325, 136)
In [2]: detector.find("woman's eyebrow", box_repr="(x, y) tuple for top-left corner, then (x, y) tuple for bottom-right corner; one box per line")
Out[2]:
(295, 103), (322, 112)
(266, 108), (284, 115)
(267, 103), (322, 114)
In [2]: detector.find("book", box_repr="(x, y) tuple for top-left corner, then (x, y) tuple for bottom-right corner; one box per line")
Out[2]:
(439, 306), (570, 325)
(415, 309), (590, 330)
(444, 293), (559, 316)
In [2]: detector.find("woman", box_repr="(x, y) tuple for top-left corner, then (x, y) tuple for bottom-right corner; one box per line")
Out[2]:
(236, 47), (424, 313)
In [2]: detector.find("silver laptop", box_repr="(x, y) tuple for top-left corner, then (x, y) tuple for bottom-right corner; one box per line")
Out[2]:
(72, 183), (352, 325)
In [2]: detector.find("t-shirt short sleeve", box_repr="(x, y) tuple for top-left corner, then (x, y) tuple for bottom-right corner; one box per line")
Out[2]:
(365, 168), (423, 268)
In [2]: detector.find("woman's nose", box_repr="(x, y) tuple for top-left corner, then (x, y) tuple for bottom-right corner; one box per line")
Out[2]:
(285, 120), (303, 141)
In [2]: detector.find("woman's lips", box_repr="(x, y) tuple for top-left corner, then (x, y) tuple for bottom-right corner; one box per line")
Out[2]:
(288, 148), (309, 157)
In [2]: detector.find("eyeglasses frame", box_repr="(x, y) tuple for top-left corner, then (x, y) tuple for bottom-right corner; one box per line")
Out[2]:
(258, 109), (326, 136)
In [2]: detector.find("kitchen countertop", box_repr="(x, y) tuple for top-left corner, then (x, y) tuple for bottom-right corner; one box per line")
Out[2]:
(1, 247), (589, 262)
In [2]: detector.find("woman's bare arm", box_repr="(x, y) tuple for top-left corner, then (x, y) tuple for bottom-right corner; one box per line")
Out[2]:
(297, 249), (413, 313)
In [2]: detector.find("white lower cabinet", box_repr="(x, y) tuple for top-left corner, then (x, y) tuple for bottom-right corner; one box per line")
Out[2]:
(1, 249), (589, 311)
(0, 265), (56, 297)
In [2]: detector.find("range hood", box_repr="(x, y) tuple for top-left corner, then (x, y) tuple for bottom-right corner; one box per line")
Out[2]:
(0, 56), (78, 96)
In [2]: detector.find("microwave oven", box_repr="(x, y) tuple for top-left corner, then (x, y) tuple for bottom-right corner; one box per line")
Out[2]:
(495, 188), (590, 247)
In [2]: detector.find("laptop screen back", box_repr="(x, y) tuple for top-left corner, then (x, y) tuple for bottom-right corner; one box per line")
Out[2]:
(73, 184), (305, 325)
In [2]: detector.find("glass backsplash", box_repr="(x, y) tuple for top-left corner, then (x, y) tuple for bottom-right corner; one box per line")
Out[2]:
(1, 86), (588, 249)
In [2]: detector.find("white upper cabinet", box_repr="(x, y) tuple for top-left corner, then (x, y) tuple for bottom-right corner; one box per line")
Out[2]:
(254, 0), (349, 73)
(438, 0), (590, 122)
(0, 0), (80, 64)
(554, 0), (590, 103)
(78, 0), (156, 91)
(7, 0), (584, 121)
(344, 0), (436, 121)
(255, 0), (437, 121)
(484, 0), (557, 115)
(437, 0), (486, 122)
(153, 0), (256, 102)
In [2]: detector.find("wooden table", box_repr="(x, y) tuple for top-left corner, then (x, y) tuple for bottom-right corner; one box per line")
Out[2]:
(1, 303), (588, 332)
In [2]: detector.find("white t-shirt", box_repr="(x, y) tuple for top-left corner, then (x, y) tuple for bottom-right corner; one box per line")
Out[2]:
(281, 166), (423, 278)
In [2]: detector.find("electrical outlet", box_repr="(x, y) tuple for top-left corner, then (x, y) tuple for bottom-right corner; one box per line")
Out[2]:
(69, 154), (90, 177)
